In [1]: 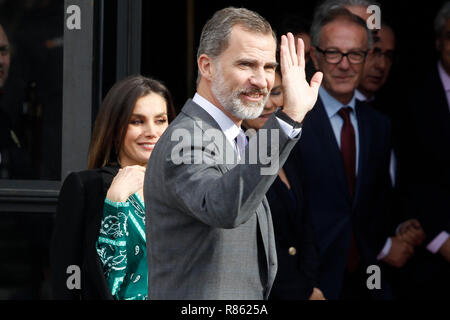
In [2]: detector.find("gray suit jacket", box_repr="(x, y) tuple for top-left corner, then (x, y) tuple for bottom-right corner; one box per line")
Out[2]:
(144, 99), (300, 300)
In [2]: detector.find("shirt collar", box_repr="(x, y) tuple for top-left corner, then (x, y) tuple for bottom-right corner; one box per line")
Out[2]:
(192, 93), (241, 143)
(319, 86), (356, 119)
(438, 61), (450, 92)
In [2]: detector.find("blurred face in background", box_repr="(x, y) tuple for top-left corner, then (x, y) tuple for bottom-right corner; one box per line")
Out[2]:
(0, 25), (10, 89)
(119, 93), (169, 167)
(243, 71), (282, 130)
(359, 25), (395, 98)
(437, 18), (450, 75)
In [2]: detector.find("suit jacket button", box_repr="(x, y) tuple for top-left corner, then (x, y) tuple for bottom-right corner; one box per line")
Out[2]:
(288, 247), (297, 256)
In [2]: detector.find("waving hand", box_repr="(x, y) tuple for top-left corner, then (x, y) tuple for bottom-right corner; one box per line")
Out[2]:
(279, 33), (323, 123)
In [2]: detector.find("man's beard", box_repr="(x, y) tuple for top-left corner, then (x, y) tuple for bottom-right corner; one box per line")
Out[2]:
(211, 68), (269, 120)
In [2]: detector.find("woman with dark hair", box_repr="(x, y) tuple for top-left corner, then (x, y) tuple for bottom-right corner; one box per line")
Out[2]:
(50, 75), (176, 300)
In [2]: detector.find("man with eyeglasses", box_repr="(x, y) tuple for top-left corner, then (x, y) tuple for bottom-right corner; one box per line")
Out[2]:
(288, 7), (398, 300)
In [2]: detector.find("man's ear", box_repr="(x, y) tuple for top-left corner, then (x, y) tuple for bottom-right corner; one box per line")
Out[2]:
(198, 54), (215, 81)
(436, 38), (441, 52)
(310, 47), (320, 71)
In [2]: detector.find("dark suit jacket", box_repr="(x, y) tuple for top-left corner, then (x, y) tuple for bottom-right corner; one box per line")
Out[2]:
(290, 97), (393, 299)
(267, 158), (319, 300)
(395, 65), (450, 299)
(50, 166), (119, 300)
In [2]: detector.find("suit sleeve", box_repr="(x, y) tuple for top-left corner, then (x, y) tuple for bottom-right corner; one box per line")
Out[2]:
(165, 115), (301, 229)
(50, 172), (86, 300)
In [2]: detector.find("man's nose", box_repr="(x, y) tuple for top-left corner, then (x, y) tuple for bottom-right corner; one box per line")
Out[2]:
(375, 55), (387, 70)
(337, 55), (351, 70)
(249, 68), (268, 89)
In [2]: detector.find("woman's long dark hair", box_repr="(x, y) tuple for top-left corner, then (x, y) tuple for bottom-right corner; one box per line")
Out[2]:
(87, 75), (176, 169)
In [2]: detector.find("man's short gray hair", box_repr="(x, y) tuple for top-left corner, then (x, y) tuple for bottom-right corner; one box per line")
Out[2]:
(313, 0), (381, 22)
(196, 7), (275, 86)
(435, 2), (450, 37)
(310, 7), (373, 51)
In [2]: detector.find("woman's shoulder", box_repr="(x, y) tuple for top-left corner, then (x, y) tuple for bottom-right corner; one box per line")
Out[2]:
(62, 166), (119, 191)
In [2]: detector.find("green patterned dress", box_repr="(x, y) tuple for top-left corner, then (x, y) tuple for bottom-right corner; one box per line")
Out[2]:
(96, 193), (148, 300)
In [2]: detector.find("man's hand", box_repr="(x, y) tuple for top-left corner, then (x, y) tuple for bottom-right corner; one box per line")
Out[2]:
(438, 238), (450, 263)
(382, 236), (414, 268)
(309, 287), (326, 300)
(397, 219), (426, 247)
(279, 33), (323, 123)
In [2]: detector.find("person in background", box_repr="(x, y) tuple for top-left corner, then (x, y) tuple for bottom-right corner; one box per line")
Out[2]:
(290, 7), (419, 299)
(395, 1), (450, 300)
(313, 0), (427, 299)
(50, 75), (175, 300)
(243, 65), (325, 300)
(0, 23), (32, 179)
(356, 22), (396, 107)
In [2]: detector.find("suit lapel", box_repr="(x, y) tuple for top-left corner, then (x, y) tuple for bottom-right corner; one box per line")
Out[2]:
(181, 99), (238, 172)
(306, 98), (350, 201)
(353, 101), (370, 209)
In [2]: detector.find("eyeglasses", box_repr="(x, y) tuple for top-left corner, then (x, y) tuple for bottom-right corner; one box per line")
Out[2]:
(369, 47), (396, 63)
(315, 47), (368, 64)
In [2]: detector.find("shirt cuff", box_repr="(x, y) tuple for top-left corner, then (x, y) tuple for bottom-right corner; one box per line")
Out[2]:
(377, 237), (392, 260)
(426, 231), (450, 254)
(276, 117), (302, 139)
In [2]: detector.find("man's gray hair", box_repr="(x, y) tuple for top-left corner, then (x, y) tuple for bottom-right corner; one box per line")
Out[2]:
(312, 0), (379, 47)
(310, 7), (373, 51)
(313, 0), (381, 22)
(435, 2), (450, 37)
(196, 7), (275, 86)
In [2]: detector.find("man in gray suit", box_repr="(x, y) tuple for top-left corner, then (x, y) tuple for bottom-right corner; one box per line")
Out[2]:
(144, 7), (323, 300)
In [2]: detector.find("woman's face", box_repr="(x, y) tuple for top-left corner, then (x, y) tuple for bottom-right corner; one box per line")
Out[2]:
(243, 72), (283, 130)
(119, 92), (169, 167)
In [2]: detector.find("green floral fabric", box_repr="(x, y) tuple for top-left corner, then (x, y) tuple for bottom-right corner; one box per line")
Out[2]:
(96, 193), (148, 300)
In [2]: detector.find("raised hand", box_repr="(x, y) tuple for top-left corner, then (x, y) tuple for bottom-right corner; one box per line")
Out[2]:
(279, 32), (323, 123)
(106, 165), (146, 203)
